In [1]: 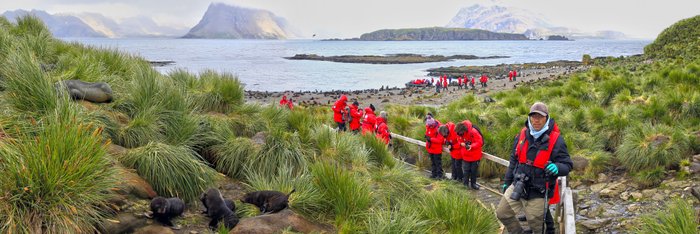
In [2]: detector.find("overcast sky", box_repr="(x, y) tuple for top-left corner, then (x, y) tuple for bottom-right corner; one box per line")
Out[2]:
(1, 0), (699, 39)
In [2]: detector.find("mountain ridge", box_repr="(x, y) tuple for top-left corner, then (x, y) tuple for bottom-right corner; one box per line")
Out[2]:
(446, 4), (627, 40)
(182, 3), (300, 39)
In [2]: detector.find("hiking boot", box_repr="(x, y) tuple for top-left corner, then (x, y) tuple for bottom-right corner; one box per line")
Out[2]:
(470, 182), (480, 190)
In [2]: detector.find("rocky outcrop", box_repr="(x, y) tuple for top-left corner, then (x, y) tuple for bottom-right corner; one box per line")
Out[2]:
(358, 27), (527, 41)
(183, 3), (298, 39)
(230, 209), (331, 233)
(285, 53), (508, 64)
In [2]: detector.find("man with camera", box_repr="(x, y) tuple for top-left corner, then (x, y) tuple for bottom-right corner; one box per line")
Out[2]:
(496, 102), (573, 234)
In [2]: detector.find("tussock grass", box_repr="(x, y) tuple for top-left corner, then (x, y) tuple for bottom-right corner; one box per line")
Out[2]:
(369, 164), (422, 206)
(310, 161), (372, 226)
(637, 199), (699, 234)
(364, 206), (431, 234)
(119, 142), (216, 202)
(361, 133), (396, 168)
(1, 43), (57, 115)
(212, 137), (259, 179)
(407, 189), (499, 234)
(633, 167), (665, 189)
(245, 166), (326, 221)
(616, 124), (689, 171)
(0, 101), (115, 233)
(247, 129), (309, 179)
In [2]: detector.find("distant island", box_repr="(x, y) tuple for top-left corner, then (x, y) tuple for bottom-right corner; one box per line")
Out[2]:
(546, 35), (571, 41)
(348, 27), (528, 41)
(285, 53), (509, 64)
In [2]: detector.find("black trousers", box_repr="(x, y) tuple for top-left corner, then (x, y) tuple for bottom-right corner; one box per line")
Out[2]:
(462, 160), (479, 185)
(429, 153), (444, 178)
(336, 122), (346, 131)
(451, 158), (463, 181)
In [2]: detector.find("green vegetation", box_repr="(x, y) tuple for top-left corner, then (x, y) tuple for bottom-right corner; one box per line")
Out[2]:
(637, 199), (699, 234)
(1, 13), (698, 233)
(644, 15), (700, 60)
(0, 101), (115, 233)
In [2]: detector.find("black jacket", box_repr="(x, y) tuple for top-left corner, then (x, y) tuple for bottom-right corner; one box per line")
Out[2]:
(504, 118), (573, 199)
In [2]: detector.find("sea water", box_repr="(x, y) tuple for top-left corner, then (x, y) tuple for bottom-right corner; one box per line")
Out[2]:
(61, 38), (650, 92)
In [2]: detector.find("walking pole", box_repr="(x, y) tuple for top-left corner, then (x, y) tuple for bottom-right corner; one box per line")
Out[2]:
(542, 180), (549, 234)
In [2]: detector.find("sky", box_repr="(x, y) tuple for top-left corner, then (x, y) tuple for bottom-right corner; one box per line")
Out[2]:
(1, 0), (699, 39)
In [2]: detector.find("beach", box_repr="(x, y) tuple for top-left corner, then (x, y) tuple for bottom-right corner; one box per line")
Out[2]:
(245, 63), (587, 110)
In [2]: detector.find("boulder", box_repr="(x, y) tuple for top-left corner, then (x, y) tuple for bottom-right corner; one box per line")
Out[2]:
(252, 132), (266, 146)
(115, 166), (157, 199)
(579, 218), (612, 230)
(571, 156), (589, 171)
(630, 192), (644, 200)
(590, 183), (608, 193)
(230, 209), (331, 234)
(597, 173), (609, 183)
(134, 225), (175, 234)
(98, 213), (147, 234)
(689, 162), (700, 175)
(600, 182), (625, 198)
(691, 186), (700, 201)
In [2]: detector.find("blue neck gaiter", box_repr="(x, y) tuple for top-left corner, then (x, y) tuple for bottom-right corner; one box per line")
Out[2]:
(528, 117), (550, 140)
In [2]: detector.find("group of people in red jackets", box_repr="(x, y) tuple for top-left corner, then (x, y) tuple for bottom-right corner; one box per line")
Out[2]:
(508, 70), (518, 81)
(433, 74), (490, 91)
(331, 95), (391, 145)
(278, 95), (294, 110)
(424, 113), (484, 190)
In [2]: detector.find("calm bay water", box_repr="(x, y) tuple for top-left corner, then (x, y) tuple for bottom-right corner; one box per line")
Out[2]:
(61, 38), (650, 92)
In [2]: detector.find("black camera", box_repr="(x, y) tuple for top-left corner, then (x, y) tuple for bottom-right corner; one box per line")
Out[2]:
(510, 173), (529, 201)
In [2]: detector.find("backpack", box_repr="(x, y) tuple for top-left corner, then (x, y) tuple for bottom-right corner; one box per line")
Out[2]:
(471, 124), (483, 137)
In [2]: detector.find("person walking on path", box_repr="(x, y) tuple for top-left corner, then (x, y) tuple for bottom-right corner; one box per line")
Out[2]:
(496, 102), (573, 234)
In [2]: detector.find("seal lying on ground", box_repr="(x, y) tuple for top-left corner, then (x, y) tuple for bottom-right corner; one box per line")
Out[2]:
(241, 189), (295, 214)
(149, 196), (185, 228)
(55, 80), (113, 103)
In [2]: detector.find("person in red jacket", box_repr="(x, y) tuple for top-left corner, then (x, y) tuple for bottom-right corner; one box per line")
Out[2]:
(456, 120), (484, 190)
(286, 98), (294, 110)
(361, 104), (376, 135)
(279, 95), (289, 106)
(332, 95), (348, 131)
(349, 101), (363, 133)
(376, 111), (391, 145)
(442, 79), (448, 91)
(457, 76), (462, 89)
(470, 77), (476, 89)
(425, 118), (444, 179)
(508, 71), (514, 81)
(513, 69), (518, 81)
(480, 74), (488, 88)
(439, 122), (464, 182)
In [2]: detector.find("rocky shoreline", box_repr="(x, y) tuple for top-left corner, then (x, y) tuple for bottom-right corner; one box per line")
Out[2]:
(285, 53), (508, 64)
(246, 61), (585, 110)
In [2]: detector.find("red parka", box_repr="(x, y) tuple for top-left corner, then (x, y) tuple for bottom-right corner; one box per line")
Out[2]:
(279, 95), (288, 106)
(349, 104), (363, 131)
(375, 117), (391, 145)
(332, 95), (348, 123)
(425, 119), (444, 154)
(443, 122), (464, 160)
(457, 120), (483, 162)
(361, 107), (376, 134)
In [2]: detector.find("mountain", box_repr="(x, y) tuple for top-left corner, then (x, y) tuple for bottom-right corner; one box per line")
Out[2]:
(77, 13), (188, 38)
(358, 27), (528, 41)
(447, 4), (626, 39)
(183, 3), (299, 39)
(2, 9), (105, 37)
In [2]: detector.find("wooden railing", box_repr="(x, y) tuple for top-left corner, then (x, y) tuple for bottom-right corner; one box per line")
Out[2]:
(390, 132), (576, 234)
